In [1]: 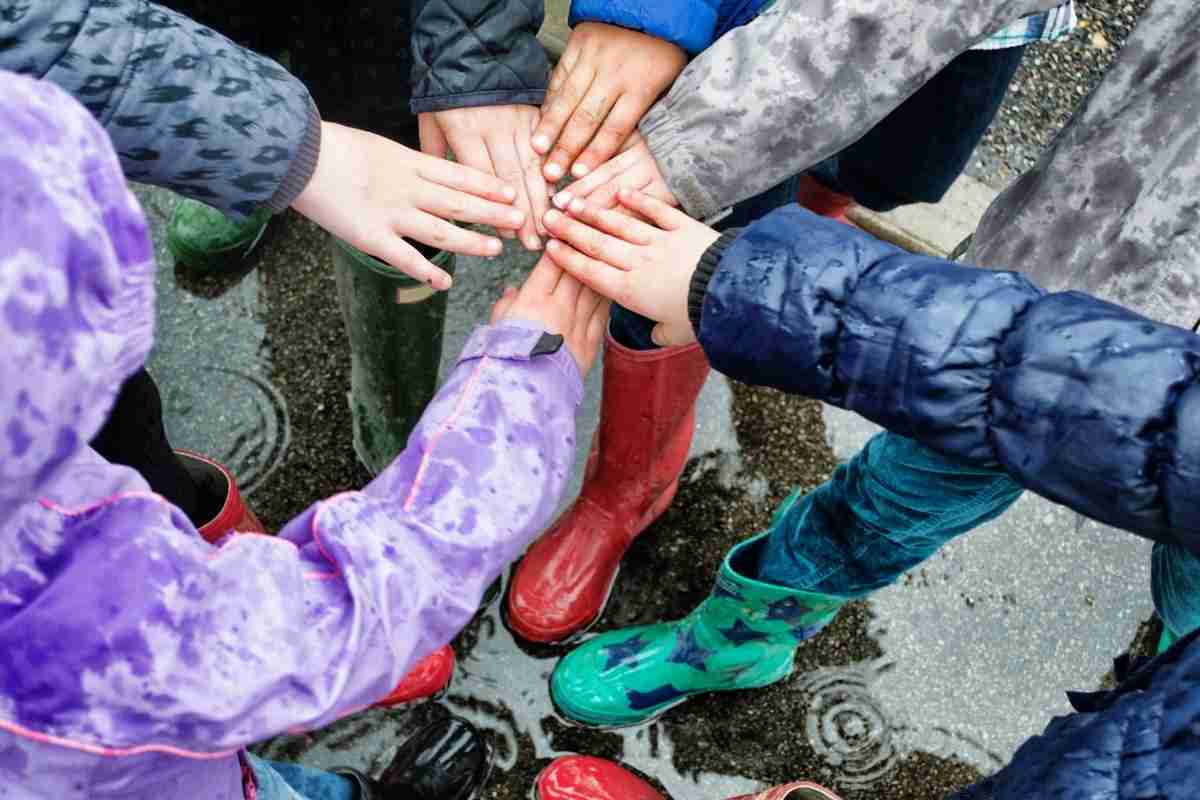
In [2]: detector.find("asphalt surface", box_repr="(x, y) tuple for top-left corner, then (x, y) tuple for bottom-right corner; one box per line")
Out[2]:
(135, 2), (1158, 798)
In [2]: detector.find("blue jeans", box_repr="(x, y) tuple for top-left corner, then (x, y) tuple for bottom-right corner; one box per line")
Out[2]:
(756, 431), (1200, 641)
(245, 754), (357, 800)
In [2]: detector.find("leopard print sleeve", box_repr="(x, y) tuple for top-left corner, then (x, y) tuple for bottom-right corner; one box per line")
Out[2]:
(0, 0), (320, 217)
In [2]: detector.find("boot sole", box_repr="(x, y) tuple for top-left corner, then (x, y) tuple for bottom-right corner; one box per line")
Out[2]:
(550, 657), (795, 730)
(507, 479), (682, 645)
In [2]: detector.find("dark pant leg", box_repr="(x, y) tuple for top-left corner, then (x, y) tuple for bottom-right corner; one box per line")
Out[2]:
(292, 2), (420, 148)
(90, 369), (209, 525)
(809, 45), (1027, 211)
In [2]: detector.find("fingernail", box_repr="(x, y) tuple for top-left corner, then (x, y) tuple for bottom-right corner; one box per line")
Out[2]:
(525, 236), (542, 250)
(619, 188), (632, 199)
(488, 238), (503, 255)
(544, 209), (562, 225)
(503, 186), (517, 201)
(572, 162), (590, 178)
(545, 162), (563, 179)
(554, 191), (573, 208)
(509, 210), (525, 226)
(546, 239), (560, 251)
(533, 134), (550, 151)
(569, 198), (585, 214)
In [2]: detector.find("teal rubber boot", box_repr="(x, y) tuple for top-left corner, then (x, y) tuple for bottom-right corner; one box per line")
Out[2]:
(1158, 624), (1179, 655)
(166, 201), (272, 271)
(551, 519), (846, 728)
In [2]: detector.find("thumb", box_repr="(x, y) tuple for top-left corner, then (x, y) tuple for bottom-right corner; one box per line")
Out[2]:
(650, 322), (686, 349)
(419, 113), (449, 159)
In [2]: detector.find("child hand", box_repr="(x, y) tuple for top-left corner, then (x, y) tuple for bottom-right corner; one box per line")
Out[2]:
(542, 190), (718, 347)
(550, 132), (678, 216)
(490, 255), (610, 377)
(532, 22), (687, 183)
(419, 105), (551, 251)
(291, 122), (527, 290)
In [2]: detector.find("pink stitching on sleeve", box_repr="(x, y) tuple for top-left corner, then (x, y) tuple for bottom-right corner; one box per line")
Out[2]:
(0, 716), (241, 760)
(403, 357), (490, 513)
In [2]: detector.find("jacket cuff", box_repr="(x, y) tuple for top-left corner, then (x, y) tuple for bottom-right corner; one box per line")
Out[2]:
(569, 0), (717, 54)
(458, 321), (584, 406)
(689, 230), (741, 333)
(263, 98), (322, 214)
(640, 102), (724, 221)
(410, 91), (547, 115)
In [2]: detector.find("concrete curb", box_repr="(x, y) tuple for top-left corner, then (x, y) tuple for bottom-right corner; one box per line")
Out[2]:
(536, 8), (1001, 257)
(848, 173), (1000, 257)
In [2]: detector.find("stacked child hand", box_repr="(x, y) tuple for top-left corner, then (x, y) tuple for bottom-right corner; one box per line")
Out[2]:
(492, 255), (611, 376)
(291, 122), (529, 290)
(532, 23), (686, 183)
(541, 190), (720, 347)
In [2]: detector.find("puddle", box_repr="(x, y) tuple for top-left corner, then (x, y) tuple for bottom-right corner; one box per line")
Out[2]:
(134, 198), (1151, 800)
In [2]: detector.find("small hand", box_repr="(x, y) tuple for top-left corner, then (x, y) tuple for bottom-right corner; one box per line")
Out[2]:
(550, 132), (678, 215)
(291, 122), (525, 290)
(420, 105), (550, 251)
(542, 190), (718, 347)
(490, 255), (610, 376)
(531, 22), (687, 183)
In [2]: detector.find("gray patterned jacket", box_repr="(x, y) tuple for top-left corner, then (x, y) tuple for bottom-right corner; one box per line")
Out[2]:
(0, 0), (320, 218)
(644, 0), (1197, 332)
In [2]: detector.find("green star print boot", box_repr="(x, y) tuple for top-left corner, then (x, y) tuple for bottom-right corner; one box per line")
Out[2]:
(166, 200), (273, 271)
(551, 515), (847, 728)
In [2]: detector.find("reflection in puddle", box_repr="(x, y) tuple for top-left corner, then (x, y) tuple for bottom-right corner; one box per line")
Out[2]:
(161, 365), (290, 495)
(796, 667), (897, 787)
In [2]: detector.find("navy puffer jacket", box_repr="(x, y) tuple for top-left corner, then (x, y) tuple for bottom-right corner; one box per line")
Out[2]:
(693, 206), (1200, 557)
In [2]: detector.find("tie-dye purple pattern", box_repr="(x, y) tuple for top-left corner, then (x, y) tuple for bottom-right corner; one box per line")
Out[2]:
(0, 72), (583, 800)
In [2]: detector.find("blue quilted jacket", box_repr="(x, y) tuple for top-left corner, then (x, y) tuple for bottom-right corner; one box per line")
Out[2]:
(569, 0), (771, 54)
(693, 206), (1200, 558)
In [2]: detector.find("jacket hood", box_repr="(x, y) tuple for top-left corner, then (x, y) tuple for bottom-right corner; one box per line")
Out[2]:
(0, 72), (155, 527)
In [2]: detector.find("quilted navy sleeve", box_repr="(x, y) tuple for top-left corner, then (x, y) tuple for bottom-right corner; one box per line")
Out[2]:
(695, 206), (1200, 554)
(411, 0), (549, 113)
(0, 1), (319, 218)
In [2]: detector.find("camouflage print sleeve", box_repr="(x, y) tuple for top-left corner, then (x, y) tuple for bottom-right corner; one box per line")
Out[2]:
(0, 0), (320, 218)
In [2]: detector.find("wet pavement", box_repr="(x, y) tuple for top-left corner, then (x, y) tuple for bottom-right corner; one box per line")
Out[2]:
(131, 5), (1159, 795)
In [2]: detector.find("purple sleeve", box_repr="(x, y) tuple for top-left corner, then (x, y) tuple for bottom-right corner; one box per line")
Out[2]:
(14, 324), (581, 754)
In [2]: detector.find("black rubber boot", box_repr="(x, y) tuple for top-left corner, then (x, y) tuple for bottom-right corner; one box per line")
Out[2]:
(332, 716), (492, 800)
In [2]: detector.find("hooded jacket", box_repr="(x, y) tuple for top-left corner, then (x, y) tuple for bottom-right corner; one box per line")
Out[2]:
(0, 70), (583, 800)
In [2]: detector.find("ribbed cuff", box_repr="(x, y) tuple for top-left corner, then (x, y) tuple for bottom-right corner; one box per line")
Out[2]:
(264, 97), (322, 213)
(688, 230), (740, 333)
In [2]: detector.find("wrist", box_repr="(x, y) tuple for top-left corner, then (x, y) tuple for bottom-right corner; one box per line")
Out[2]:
(688, 229), (741, 334)
(268, 98), (323, 214)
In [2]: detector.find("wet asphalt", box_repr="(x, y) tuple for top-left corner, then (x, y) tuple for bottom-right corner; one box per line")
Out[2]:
(136, 3), (1157, 798)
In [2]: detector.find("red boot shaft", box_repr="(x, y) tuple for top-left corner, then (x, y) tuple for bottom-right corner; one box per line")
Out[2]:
(507, 336), (710, 643)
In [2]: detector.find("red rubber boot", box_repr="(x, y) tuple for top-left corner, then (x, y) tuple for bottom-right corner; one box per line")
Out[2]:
(375, 645), (456, 707)
(506, 335), (710, 643)
(535, 757), (843, 800)
(177, 450), (266, 542)
(796, 174), (855, 225)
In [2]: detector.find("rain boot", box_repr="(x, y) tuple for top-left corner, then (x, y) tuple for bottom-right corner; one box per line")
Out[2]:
(535, 756), (843, 800)
(506, 336), (711, 643)
(333, 237), (455, 475)
(551, 527), (845, 727)
(177, 450), (266, 543)
(166, 202), (272, 271)
(375, 645), (456, 707)
(795, 174), (855, 225)
(334, 716), (492, 800)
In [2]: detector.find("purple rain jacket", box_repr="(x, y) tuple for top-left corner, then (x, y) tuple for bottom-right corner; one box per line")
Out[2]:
(0, 72), (583, 800)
